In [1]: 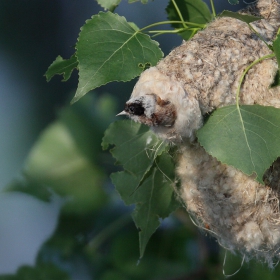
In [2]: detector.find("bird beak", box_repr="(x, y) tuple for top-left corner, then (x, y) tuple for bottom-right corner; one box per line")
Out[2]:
(116, 110), (128, 116)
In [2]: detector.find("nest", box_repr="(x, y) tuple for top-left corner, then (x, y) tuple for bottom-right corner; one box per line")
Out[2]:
(177, 142), (280, 267)
(171, 0), (280, 267)
(128, 0), (280, 266)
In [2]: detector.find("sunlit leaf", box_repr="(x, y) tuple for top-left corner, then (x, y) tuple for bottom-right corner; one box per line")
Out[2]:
(166, 0), (211, 40)
(218, 10), (262, 24)
(45, 55), (78, 82)
(102, 120), (180, 257)
(197, 105), (280, 183)
(73, 12), (163, 103)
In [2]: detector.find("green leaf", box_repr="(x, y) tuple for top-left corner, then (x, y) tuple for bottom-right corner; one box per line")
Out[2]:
(197, 105), (280, 183)
(166, 0), (212, 40)
(73, 12), (163, 103)
(102, 120), (166, 176)
(96, 0), (121, 11)
(102, 120), (180, 258)
(128, 22), (140, 31)
(45, 55), (78, 82)
(23, 96), (108, 214)
(6, 179), (53, 203)
(218, 10), (262, 24)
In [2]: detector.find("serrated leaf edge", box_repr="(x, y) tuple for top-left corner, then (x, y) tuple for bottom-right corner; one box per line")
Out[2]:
(197, 105), (280, 184)
(72, 11), (163, 103)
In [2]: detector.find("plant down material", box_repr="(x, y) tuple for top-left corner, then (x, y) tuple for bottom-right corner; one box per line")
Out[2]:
(124, 0), (280, 266)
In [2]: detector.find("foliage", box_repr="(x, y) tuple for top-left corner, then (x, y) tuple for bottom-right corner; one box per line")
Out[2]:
(43, 0), (280, 263)
(166, 0), (212, 40)
(197, 105), (280, 183)
(0, 263), (70, 280)
(96, 0), (121, 11)
(45, 0), (209, 104)
(45, 55), (78, 82)
(3, 0), (280, 278)
(102, 120), (180, 257)
(3, 95), (205, 280)
(73, 12), (163, 103)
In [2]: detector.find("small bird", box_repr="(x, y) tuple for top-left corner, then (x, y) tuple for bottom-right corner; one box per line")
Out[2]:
(117, 67), (203, 142)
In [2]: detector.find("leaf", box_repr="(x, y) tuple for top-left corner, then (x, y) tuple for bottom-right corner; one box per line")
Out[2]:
(128, 22), (140, 31)
(96, 0), (121, 11)
(166, 0), (212, 40)
(197, 105), (280, 183)
(23, 96), (108, 214)
(102, 121), (166, 176)
(73, 12), (163, 103)
(218, 10), (262, 24)
(6, 179), (53, 203)
(102, 120), (180, 258)
(45, 55), (78, 82)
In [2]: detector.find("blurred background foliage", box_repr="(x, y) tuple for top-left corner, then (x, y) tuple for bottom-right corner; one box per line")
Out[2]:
(1, 0), (280, 279)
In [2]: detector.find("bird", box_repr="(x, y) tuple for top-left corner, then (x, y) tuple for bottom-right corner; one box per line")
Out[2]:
(118, 0), (280, 267)
(118, 66), (203, 142)
(117, 93), (177, 128)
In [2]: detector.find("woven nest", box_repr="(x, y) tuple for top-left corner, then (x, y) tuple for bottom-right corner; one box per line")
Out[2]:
(128, 0), (280, 266)
(171, 0), (280, 267)
(177, 142), (280, 267)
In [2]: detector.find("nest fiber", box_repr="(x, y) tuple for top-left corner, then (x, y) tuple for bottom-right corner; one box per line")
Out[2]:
(128, 0), (280, 266)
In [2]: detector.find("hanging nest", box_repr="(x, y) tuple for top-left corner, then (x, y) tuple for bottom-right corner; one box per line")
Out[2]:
(127, 0), (280, 267)
(171, 0), (280, 267)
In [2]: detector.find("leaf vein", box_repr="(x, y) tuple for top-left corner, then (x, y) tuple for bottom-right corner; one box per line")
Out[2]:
(78, 30), (139, 95)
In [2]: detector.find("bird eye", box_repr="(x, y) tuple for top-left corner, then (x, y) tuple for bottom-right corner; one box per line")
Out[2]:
(125, 103), (145, 116)
(128, 105), (135, 114)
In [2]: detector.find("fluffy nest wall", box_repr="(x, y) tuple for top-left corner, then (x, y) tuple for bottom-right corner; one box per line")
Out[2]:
(172, 0), (280, 267)
(127, 0), (280, 267)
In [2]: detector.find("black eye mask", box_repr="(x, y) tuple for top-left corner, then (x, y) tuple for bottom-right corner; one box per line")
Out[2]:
(125, 103), (145, 116)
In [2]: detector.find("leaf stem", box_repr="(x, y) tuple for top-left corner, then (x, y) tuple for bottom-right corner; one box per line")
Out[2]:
(234, 53), (275, 183)
(139, 21), (205, 33)
(236, 53), (275, 105)
(149, 28), (200, 38)
(148, 28), (185, 34)
(171, 0), (188, 28)
(209, 0), (216, 18)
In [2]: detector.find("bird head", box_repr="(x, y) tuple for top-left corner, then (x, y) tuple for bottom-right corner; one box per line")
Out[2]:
(117, 93), (177, 127)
